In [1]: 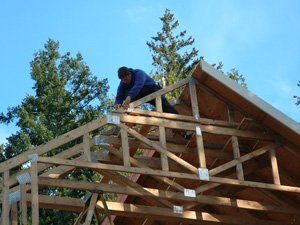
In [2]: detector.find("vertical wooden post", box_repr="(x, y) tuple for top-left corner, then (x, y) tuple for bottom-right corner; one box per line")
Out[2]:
(2, 170), (10, 225)
(84, 193), (98, 225)
(30, 160), (39, 225)
(189, 78), (207, 168)
(269, 149), (281, 185)
(20, 184), (28, 225)
(196, 127), (206, 168)
(99, 194), (115, 225)
(232, 136), (244, 180)
(227, 106), (235, 122)
(121, 129), (130, 167)
(156, 96), (169, 171)
(11, 203), (18, 225)
(94, 208), (101, 225)
(189, 78), (200, 120)
(83, 134), (91, 162)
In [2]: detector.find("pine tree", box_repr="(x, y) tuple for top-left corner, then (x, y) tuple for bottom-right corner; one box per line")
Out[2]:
(147, 9), (247, 101)
(147, 9), (199, 100)
(0, 39), (113, 224)
(294, 81), (300, 105)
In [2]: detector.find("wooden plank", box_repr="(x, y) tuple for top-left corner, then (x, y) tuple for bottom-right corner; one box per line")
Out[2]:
(84, 193), (98, 225)
(11, 203), (18, 225)
(95, 135), (189, 154)
(37, 156), (199, 181)
(196, 127), (206, 168)
(156, 96), (169, 171)
(0, 117), (107, 173)
(83, 134), (91, 161)
(95, 201), (282, 225)
(38, 177), (300, 215)
(20, 184), (28, 225)
(99, 194), (115, 225)
(227, 107), (235, 122)
(189, 79), (207, 168)
(1, 170), (10, 225)
(94, 135), (233, 159)
(232, 136), (244, 180)
(208, 176), (300, 193)
(129, 78), (189, 108)
(38, 155), (300, 193)
(189, 78), (200, 120)
(25, 194), (282, 225)
(142, 218), (155, 225)
(269, 149), (281, 185)
(113, 113), (274, 140)
(119, 108), (239, 127)
(94, 208), (101, 225)
(117, 123), (198, 174)
(209, 144), (276, 176)
(30, 161), (39, 225)
(120, 129), (130, 167)
(73, 206), (88, 225)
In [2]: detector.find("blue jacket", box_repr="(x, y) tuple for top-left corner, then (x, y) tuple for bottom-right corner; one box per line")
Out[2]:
(115, 69), (158, 104)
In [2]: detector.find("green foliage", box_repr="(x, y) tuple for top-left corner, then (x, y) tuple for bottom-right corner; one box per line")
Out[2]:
(0, 39), (113, 160)
(147, 9), (199, 100)
(147, 9), (247, 102)
(214, 62), (247, 88)
(227, 69), (247, 88)
(0, 39), (113, 224)
(294, 81), (300, 105)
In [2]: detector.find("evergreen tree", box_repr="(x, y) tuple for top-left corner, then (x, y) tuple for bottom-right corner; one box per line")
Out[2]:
(147, 9), (247, 102)
(294, 81), (300, 105)
(0, 39), (113, 224)
(147, 9), (199, 100)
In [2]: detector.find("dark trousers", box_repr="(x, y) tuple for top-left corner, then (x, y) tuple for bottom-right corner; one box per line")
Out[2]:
(132, 85), (178, 114)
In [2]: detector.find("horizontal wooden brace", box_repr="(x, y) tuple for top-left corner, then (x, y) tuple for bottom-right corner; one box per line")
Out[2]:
(37, 156), (300, 194)
(38, 177), (300, 215)
(94, 135), (233, 160)
(113, 113), (274, 140)
(114, 108), (239, 128)
(37, 156), (199, 180)
(209, 176), (300, 193)
(26, 194), (281, 225)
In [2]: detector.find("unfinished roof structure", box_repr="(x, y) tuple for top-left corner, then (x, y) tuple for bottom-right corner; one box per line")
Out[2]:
(1, 60), (300, 225)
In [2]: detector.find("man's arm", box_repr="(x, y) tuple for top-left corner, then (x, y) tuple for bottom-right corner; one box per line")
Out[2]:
(115, 82), (126, 105)
(127, 70), (147, 99)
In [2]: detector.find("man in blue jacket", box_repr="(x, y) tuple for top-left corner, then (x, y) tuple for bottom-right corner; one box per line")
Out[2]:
(115, 67), (178, 114)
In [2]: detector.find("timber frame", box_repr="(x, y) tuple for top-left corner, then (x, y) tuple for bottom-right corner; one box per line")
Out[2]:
(1, 60), (300, 225)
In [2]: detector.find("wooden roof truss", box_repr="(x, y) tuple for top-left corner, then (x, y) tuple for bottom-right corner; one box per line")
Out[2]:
(1, 63), (300, 225)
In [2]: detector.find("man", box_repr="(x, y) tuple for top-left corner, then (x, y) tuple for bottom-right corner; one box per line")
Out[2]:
(115, 66), (178, 114)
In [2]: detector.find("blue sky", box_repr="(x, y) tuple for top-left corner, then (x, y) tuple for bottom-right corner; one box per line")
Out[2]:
(0, 0), (299, 144)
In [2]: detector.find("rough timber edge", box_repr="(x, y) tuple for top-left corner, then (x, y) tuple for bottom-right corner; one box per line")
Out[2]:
(194, 60), (300, 146)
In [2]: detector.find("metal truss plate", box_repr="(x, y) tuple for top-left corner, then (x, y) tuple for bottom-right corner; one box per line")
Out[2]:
(198, 167), (210, 181)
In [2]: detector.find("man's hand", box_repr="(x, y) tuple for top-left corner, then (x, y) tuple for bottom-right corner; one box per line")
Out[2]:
(122, 96), (131, 109)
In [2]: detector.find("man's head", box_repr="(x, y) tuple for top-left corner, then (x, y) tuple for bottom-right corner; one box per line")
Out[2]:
(118, 66), (132, 85)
